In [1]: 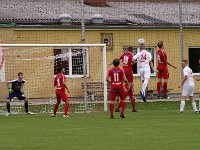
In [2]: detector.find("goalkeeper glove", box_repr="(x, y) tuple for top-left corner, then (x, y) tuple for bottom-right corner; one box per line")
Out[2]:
(8, 88), (13, 94)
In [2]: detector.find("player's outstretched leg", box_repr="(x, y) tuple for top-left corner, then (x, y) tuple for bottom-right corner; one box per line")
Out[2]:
(110, 101), (114, 119)
(63, 101), (70, 117)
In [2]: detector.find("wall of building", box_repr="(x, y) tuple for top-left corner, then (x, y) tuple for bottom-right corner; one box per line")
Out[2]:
(0, 27), (200, 99)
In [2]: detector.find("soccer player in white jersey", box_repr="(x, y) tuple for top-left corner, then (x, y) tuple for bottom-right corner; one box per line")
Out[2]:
(178, 60), (198, 113)
(133, 44), (155, 102)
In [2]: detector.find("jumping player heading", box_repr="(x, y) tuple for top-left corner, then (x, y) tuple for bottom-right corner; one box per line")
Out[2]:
(133, 44), (155, 102)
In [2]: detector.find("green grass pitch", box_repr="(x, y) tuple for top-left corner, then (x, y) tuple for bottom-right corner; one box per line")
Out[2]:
(0, 102), (200, 150)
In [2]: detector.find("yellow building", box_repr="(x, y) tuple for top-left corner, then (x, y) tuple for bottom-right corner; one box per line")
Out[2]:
(0, 0), (200, 100)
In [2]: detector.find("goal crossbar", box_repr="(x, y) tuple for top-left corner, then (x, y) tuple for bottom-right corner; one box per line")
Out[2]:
(0, 44), (106, 47)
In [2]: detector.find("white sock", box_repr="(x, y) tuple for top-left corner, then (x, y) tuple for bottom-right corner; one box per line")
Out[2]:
(142, 79), (149, 95)
(180, 101), (185, 112)
(192, 102), (197, 112)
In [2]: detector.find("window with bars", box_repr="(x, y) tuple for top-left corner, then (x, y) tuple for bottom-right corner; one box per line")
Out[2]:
(54, 48), (88, 77)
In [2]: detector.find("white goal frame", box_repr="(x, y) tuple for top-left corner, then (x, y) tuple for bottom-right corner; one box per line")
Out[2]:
(0, 43), (108, 112)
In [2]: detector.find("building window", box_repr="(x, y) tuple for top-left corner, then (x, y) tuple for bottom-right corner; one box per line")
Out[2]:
(123, 46), (156, 76)
(54, 48), (89, 78)
(189, 48), (200, 75)
(101, 33), (113, 51)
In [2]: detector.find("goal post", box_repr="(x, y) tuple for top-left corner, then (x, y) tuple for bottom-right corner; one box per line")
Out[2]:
(0, 43), (108, 114)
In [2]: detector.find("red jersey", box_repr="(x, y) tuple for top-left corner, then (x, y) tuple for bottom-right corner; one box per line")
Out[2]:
(120, 51), (134, 70)
(54, 73), (66, 91)
(108, 67), (125, 87)
(157, 49), (168, 69)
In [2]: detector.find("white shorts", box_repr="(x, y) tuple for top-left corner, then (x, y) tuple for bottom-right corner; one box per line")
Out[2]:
(182, 85), (194, 97)
(139, 67), (150, 81)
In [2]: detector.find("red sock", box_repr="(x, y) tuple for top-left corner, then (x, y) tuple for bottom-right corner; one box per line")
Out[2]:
(163, 82), (167, 96)
(54, 102), (60, 115)
(157, 82), (161, 94)
(64, 102), (70, 116)
(128, 87), (136, 110)
(121, 101), (126, 113)
(110, 103), (114, 116)
(130, 97), (136, 110)
(116, 101), (122, 110)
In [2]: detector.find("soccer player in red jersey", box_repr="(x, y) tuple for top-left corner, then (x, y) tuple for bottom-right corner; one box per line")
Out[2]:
(52, 67), (70, 117)
(115, 47), (137, 112)
(156, 41), (177, 99)
(106, 58), (129, 119)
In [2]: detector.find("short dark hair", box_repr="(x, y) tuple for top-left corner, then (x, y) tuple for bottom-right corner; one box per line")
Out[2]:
(127, 46), (133, 52)
(113, 58), (120, 67)
(18, 72), (23, 76)
(157, 41), (164, 48)
(57, 67), (64, 73)
(182, 60), (188, 64)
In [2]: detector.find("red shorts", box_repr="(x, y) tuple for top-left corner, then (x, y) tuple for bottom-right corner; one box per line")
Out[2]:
(110, 86), (126, 101)
(157, 67), (169, 79)
(123, 68), (133, 82)
(55, 90), (68, 102)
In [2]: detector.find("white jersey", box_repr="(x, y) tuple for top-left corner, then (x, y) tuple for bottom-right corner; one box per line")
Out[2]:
(133, 50), (152, 68)
(183, 66), (194, 87)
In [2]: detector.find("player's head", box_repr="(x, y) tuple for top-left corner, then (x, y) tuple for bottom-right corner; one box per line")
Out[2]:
(140, 44), (145, 50)
(18, 72), (23, 80)
(57, 67), (65, 74)
(157, 41), (164, 49)
(127, 47), (133, 52)
(182, 60), (188, 68)
(113, 58), (120, 67)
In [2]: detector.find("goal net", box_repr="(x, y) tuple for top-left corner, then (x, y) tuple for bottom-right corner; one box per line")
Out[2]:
(0, 44), (107, 115)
